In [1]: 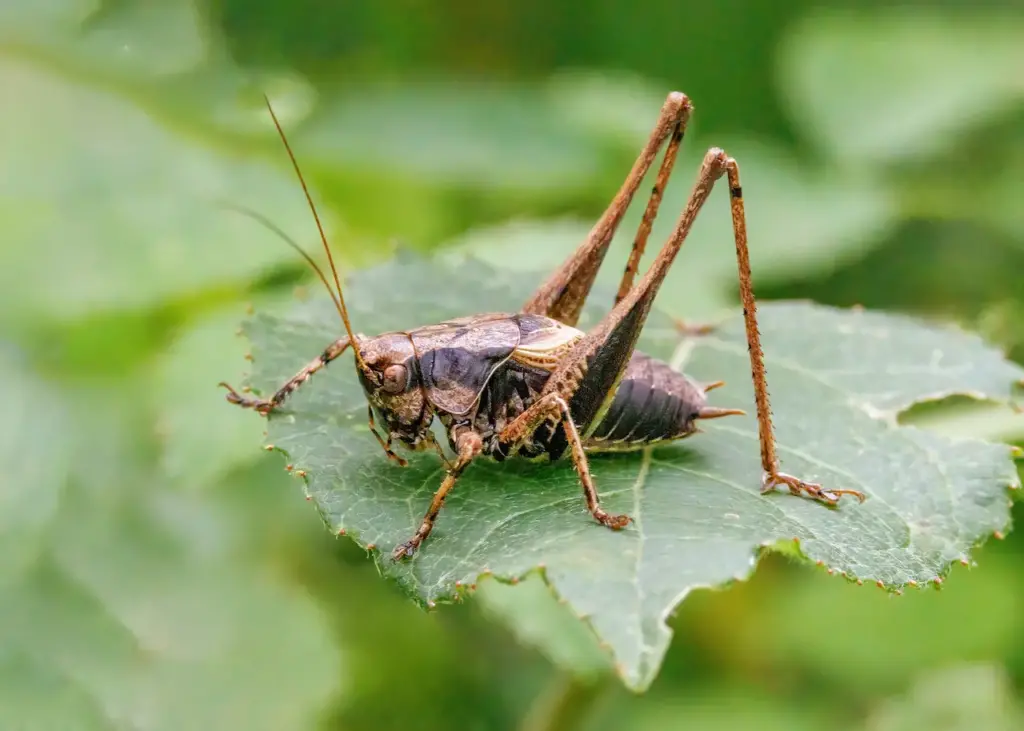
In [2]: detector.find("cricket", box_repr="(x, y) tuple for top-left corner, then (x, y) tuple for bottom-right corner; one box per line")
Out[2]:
(221, 91), (866, 561)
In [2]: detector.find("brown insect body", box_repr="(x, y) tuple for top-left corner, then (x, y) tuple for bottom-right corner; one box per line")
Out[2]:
(321, 310), (711, 463)
(221, 91), (867, 562)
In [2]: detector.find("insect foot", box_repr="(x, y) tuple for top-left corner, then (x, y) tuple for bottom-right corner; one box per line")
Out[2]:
(219, 382), (274, 415)
(593, 509), (632, 530)
(391, 539), (421, 562)
(761, 471), (867, 506)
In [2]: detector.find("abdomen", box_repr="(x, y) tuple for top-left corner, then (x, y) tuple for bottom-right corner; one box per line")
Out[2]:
(584, 351), (708, 450)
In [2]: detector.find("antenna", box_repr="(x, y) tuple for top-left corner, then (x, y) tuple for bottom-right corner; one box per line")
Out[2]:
(217, 201), (345, 316)
(262, 94), (366, 371)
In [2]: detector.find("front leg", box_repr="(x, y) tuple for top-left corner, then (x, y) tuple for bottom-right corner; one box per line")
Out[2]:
(498, 393), (631, 531)
(220, 336), (352, 414)
(392, 428), (483, 560)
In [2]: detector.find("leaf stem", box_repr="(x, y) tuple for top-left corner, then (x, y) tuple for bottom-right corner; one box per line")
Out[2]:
(518, 671), (611, 731)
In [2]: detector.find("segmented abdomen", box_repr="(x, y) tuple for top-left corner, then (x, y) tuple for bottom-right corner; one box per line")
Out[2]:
(585, 351), (707, 449)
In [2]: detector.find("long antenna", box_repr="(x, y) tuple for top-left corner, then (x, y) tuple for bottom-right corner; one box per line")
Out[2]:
(217, 201), (346, 317)
(262, 94), (366, 370)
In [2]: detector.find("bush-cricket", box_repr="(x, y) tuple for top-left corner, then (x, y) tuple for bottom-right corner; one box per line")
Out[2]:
(221, 91), (866, 560)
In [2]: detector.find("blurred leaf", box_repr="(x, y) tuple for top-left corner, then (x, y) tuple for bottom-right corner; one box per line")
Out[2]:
(0, 356), (344, 728)
(545, 69), (672, 147)
(758, 219), (1024, 331)
(0, 536), (341, 731)
(862, 663), (1022, 731)
(2, 0), (324, 137)
(476, 573), (613, 681)
(903, 398), (1024, 445)
(0, 0), (100, 44)
(179, 68), (318, 138)
(0, 649), (112, 731)
(155, 303), (285, 488)
(0, 0), (210, 84)
(892, 119), (1024, 242)
(626, 686), (827, 731)
(707, 543), (1023, 695)
(299, 80), (604, 191)
(0, 344), (69, 584)
(0, 455), (344, 729)
(779, 9), (1024, 164)
(238, 255), (1022, 690)
(442, 217), (593, 285)
(58, 499), (341, 731)
(0, 53), (338, 325)
(0, 478), (346, 731)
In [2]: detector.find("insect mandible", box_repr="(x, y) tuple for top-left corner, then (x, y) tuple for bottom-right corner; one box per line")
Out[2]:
(220, 92), (866, 561)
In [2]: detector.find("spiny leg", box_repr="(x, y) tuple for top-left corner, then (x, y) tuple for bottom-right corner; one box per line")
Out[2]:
(392, 430), (483, 560)
(543, 148), (864, 506)
(612, 111), (685, 306)
(541, 148), (735, 414)
(581, 93), (718, 336)
(536, 147), (859, 504)
(498, 393), (630, 530)
(219, 336), (352, 415)
(723, 159), (866, 505)
(522, 92), (693, 326)
(609, 136), (720, 338)
(614, 123), (723, 336)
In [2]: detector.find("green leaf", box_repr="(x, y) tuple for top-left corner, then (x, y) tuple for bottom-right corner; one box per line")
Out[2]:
(0, 542), (341, 731)
(0, 649), (112, 731)
(628, 684), (827, 731)
(0, 367), (344, 728)
(0, 0), (206, 81)
(862, 663), (1023, 731)
(0, 53), (333, 325)
(299, 80), (604, 191)
(1, 0), (320, 139)
(779, 9), (1024, 165)
(475, 573), (614, 681)
(0, 466), (345, 729)
(239, 255), (1023, 690)
(0, 344), (70, 584)
(712, 542), (1024, 695)
(154, 305), (278, 488)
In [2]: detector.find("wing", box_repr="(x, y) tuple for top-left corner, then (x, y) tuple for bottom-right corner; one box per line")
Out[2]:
(411, 314), (521, 416)
(510, 314), (585, 369)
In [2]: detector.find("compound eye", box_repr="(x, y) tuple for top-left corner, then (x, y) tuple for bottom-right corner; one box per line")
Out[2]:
(381, 364), (408, 394)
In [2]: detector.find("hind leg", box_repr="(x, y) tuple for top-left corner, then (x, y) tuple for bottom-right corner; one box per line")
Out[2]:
(522, 92), (692, 326)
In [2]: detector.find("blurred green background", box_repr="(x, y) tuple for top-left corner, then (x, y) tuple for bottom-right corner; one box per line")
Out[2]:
(1, 0), (1023, 729)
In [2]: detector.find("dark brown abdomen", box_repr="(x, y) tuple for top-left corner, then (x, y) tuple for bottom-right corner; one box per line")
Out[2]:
(584, 351), (708, 449)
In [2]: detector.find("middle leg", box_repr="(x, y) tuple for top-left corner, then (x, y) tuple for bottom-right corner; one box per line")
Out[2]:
(498, 392), (631, 530)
